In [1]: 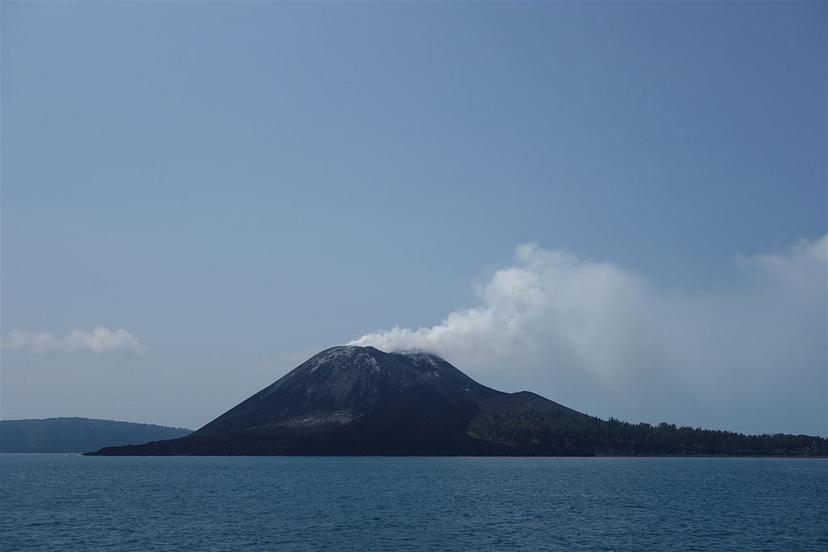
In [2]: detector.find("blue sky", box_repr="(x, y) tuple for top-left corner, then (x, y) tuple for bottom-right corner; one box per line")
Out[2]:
(2, 2), (826, 434)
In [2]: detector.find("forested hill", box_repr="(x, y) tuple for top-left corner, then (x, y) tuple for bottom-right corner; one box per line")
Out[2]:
(0, 418), (191, 453)
(468, 410), (828, 456)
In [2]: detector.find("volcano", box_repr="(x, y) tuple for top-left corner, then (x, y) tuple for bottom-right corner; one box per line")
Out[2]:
(88, 346), (828, 456)
(89, 346), (582, 455)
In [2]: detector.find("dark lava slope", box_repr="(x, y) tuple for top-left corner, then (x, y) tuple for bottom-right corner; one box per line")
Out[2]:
(89, 346), (581, 456)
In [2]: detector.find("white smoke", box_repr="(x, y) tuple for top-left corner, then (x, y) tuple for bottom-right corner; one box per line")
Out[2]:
(6, 327), (146, 355)
(351, 236), (828, 435)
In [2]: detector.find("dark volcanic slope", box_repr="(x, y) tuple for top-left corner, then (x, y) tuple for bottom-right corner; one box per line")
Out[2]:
(88, 346), (828, 457)
(197, 346), (501, 437)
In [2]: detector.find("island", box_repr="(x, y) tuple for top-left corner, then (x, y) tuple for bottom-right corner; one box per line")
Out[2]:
(87, 346), (826, 456)
(1, 417), (191, 453)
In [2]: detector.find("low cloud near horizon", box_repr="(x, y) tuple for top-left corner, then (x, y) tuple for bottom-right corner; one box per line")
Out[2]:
(351, 235), (828, 435)
(5, 327), (146, 355)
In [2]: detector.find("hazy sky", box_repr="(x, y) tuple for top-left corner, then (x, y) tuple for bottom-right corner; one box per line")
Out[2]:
(2, 1), (826, 435)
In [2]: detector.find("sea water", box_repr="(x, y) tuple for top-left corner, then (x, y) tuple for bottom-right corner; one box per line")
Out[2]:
(1, 454), (826, 551)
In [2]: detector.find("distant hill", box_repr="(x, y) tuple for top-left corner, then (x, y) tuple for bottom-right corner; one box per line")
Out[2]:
(0, 418), (191, 453)
(89, 346), (827, 456)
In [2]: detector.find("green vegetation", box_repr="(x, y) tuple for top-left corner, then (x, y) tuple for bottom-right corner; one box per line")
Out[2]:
(468, 411), (828, 456)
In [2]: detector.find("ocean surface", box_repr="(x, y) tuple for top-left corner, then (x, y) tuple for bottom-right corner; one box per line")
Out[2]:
(1, 455), (826, 551)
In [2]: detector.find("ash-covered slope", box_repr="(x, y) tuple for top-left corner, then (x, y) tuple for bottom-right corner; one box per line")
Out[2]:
(89, 346), (580, 456)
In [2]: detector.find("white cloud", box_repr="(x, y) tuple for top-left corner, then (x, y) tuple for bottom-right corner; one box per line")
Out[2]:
(749, 234), (828, 290)
(6, 327), (146, 355)
(351, 235), (828, 435)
